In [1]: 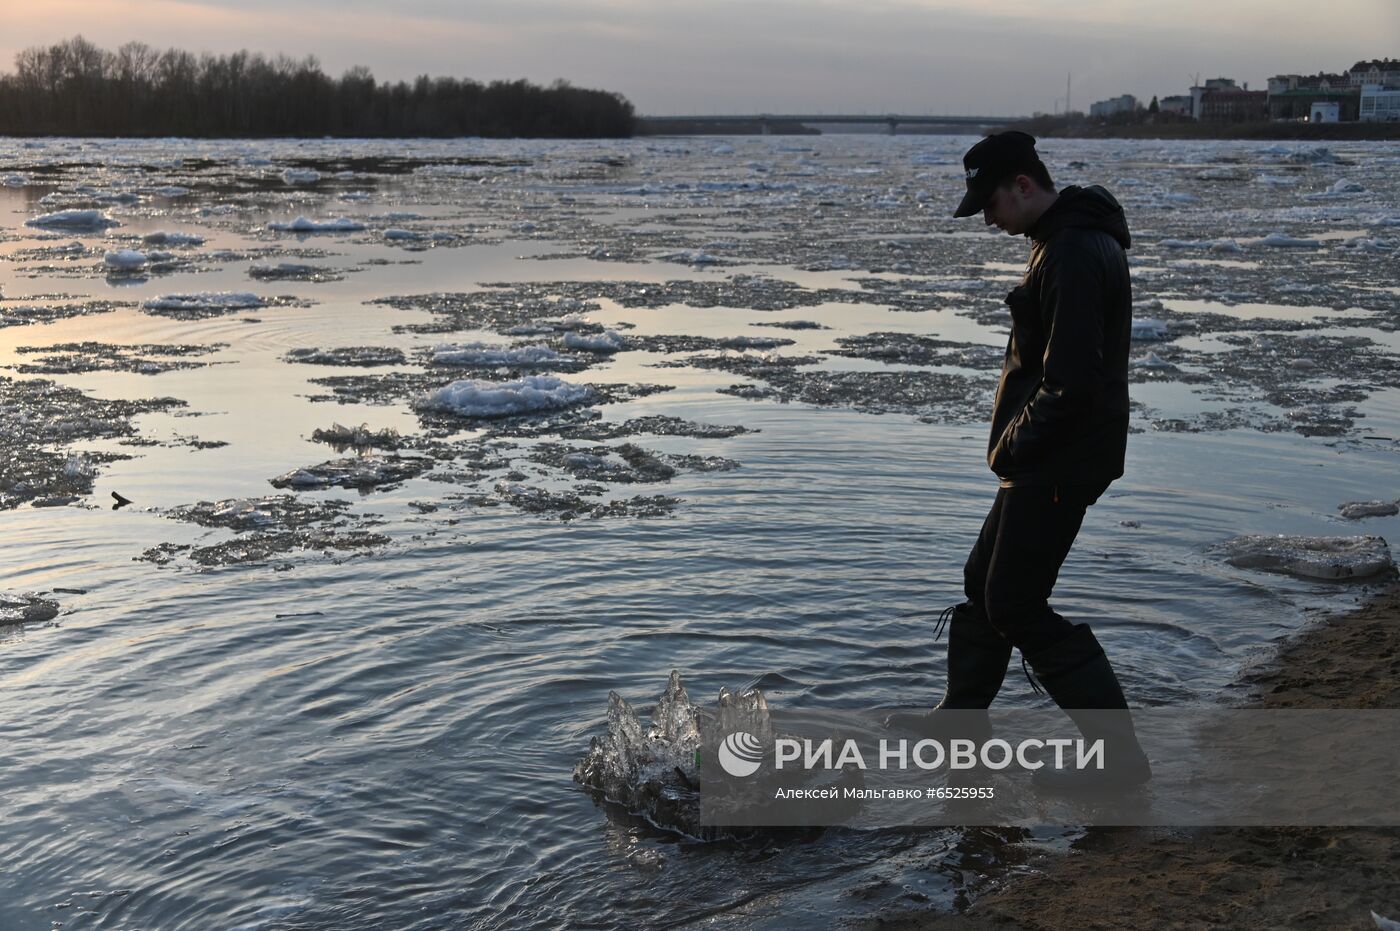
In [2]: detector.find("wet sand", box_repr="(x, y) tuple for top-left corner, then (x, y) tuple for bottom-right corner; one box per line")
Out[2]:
(860, 583), (1400, 931)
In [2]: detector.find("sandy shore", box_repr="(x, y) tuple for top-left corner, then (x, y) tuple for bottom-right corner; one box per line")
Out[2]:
(857, 582), (1400, 931)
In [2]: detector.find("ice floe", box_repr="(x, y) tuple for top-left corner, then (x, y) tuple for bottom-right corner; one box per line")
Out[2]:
(144, 292), (265, 315)
(144, 496), (388, 568)
(284, 346), (406, 367)
(12, 341), (223, 376)
(0, 593), (60, 625)
(142, 230), (205, 246)
(1131, 319), (1171, 341)
(267, 216), (366, 233)
(563, 330), (625, 353)
(418, 375), (596, 418)
(25, 209), (119, 231)
(0, 375), (183, 509)
(270, 454), (432, 490)
(1216, 534), (1394, 580)
(1250, 232), (1321, 249)
(1157, 238), (1243, 253)
(468, 482), (680, 520)
(1131, 352), (1175, 370)
(280, 168), (321, 185)
(248, 262), (342, 282)
(1338, 501), (1399, 520)
(310, 423), (403, 451)
(1305, 179), (1366, 199)
(103, 249), (147, 270)
(431, 343), (567, 367)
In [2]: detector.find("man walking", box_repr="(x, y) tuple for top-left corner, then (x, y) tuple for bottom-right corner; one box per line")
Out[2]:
(887, 131), (1149, 789)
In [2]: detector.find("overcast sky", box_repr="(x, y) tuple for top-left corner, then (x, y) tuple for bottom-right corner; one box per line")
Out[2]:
(5, 0), (1397, 116)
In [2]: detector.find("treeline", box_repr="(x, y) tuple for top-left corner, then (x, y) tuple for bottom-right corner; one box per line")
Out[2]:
(0, 36), (635, 138)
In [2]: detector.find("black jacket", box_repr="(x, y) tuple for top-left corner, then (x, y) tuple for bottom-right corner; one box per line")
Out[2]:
(987, 185), (1132, 487)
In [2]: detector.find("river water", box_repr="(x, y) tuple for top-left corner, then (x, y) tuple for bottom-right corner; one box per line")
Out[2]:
(1, 134), (1398, 929)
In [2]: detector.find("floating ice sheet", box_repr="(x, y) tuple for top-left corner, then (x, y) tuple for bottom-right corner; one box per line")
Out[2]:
(25, 209), (119, 231)
(144, 292), (265, 315)
(418, 375), (596, 418)
(103, 249), (147, 269)
(267, 216), (366, 233)
(1338, 501), (1400, 520)
(1216, 534), (1395, 581)
(431, 343), (567, 367)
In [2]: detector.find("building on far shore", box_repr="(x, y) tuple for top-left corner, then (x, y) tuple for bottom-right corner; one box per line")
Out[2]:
(1360, 84), (1400, 121)
(1310, 102), (1341, 123)
(1199, 87), (1267, 123)
(1089, 94), (1138, 119)
(1190, 78), (1240, 120)
(1158, 95), (1193, 117)
(1268, 81), (1361, 121)
(1347, 59), (1400, 87)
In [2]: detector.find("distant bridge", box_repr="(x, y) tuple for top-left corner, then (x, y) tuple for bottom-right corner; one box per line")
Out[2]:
(638, 113), (1027, 135)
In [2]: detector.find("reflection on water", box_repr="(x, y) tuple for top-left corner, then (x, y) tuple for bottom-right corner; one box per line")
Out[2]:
(1, 134), (1398, 929)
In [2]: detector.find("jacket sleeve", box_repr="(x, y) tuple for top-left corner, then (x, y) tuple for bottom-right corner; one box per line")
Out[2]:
(992, 238), (1107, 468)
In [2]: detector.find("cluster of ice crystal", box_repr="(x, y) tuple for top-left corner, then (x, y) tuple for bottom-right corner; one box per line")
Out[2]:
(573, 671), (710, 837)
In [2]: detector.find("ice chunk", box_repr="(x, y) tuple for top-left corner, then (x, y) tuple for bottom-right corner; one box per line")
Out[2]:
(1131, 319), (1170, 341)
(310, 423), (401, 450)
(1338, 501), (1399, 520)
(563, 330), (625, 353)
(151, 185), (191, 197)
(572, 670), (706, 837)
(280, 168), (321, 185)
(267, 216), (366, 233)
(3, 173), (28, 187)
(25, 209), (119, 231)
(1130, 351), (1174, 369)
(142, 230), (204, 246)
(718, 335), (790, 350)
(0, 593), (60, 624)
(276, 469), (328, 488)
(248, 262), (335, 281)
(1281, 146), (1338, 164)
(1216, 534), (1394, 580)
(418, 374), (595, 418)
(270, 455), (431, 490)
(432, 343), (564, 366)
(383, 228), (423, 241)
(659, 249), (723, 265)
(144, 292), (265, 312)
(1256, 232), (1321, 248)
(103, 249), (147, 269)
(1306, 178), (1366, 199)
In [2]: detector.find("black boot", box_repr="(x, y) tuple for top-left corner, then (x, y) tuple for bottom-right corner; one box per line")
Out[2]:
(1022, 624), (1151, 792)
(884, 602), (1012, 741)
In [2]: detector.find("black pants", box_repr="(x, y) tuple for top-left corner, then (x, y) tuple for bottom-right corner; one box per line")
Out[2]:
(962, 482), (1109, 656)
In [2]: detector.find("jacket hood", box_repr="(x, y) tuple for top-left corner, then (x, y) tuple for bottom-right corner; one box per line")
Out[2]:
(1029, 184), (1131, 249)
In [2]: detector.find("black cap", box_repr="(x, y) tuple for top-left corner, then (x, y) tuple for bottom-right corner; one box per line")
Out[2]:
(953, 131), (1041, 218)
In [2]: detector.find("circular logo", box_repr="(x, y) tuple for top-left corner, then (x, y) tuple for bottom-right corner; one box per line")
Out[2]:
(718, 731), (765, 777)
